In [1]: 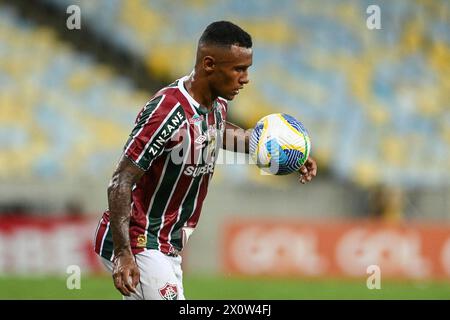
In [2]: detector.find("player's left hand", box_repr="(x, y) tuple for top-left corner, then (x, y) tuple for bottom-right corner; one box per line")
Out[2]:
(299, 156), (317, 184)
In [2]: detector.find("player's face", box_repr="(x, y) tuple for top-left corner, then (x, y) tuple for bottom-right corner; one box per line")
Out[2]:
(210, 45), (253, 100)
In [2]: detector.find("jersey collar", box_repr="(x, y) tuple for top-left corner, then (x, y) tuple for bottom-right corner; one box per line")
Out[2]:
(178, 75), (215, 116)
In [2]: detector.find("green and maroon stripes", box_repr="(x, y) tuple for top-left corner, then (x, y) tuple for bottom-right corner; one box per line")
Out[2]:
(144, 153), (186, 249)
(185, 165), (211, 229)
(184, 109), (221, 230)
(124, 95), (165, 156)
(94, 213), (114, 261)
(163, 108), (216, 251)
(160, 136), (204, 252)
(135, 105), (186, 170)
(168, 172), (204, 249)
(152, 95), (228, 252)
(94, 77), (230, 260)
(125, 96), (187, 170)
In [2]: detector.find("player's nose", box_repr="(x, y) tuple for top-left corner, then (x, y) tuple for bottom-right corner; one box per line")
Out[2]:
(239, 73), (249, 85)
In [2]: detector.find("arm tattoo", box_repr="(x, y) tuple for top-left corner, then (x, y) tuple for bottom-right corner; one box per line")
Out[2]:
(107, 157), (144, 256)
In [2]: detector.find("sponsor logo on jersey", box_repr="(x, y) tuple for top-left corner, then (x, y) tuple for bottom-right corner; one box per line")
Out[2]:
(183, 163), (214, 177)
(189, 114), (204, 124)
(148, 109), (185, 157)
(195, 135), (207, 145)
(137, 234), (146, 248)
(158, 283), (178, 300)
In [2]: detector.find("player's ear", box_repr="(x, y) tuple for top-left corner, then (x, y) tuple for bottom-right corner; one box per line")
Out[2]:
(203, 56), (215, 74)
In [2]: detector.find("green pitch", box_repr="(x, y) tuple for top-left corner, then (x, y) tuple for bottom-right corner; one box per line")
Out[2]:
(0, 274), (449, 299)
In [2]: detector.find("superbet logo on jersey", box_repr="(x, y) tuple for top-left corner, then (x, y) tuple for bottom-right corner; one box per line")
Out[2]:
(183, 163), (214, 177)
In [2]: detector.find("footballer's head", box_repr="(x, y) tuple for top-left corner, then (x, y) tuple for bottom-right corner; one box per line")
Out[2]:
(196, 21), (253, 100)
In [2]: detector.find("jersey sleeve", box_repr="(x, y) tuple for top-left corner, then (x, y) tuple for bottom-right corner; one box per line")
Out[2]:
(123, 95), (187, 171)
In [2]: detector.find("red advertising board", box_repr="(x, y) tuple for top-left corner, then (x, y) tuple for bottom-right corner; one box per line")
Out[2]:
(0, 216), (103, 274)
(222, 219), (450, 279)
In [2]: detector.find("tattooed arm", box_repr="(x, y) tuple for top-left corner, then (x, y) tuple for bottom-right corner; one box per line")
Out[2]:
(107, 155), (145, 296)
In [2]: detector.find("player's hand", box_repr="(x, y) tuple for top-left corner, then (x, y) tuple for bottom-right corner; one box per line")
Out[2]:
(112, 251), (140, 296)
(299, 156), (317, 184)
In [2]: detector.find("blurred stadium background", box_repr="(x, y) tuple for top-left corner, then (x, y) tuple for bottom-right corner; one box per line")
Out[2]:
(0, 0), (449, 299)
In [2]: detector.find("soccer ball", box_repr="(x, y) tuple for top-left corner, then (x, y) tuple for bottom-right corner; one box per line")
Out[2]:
(249, 113), (311, 175)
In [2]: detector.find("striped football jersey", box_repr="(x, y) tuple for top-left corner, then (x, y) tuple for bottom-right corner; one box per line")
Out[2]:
(94, 75), (227, 260)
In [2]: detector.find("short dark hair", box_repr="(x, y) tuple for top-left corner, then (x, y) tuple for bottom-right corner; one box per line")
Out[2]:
(199, 21), (252, 48)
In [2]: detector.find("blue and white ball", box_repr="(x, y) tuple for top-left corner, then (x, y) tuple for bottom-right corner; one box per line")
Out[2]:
(249, 113), (311, 175)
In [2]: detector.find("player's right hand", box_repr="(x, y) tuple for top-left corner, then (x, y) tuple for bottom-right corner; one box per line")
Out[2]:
(112, 251), (140, 296)
(299, 156), (317, 184)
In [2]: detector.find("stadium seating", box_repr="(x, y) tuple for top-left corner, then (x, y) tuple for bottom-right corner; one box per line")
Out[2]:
(0, 5), (148, 180)
(2, 0), (450, 189)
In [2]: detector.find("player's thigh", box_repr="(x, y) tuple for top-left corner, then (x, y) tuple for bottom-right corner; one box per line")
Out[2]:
(135, 250), (183, 300)
(173, 255), (185, 300)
